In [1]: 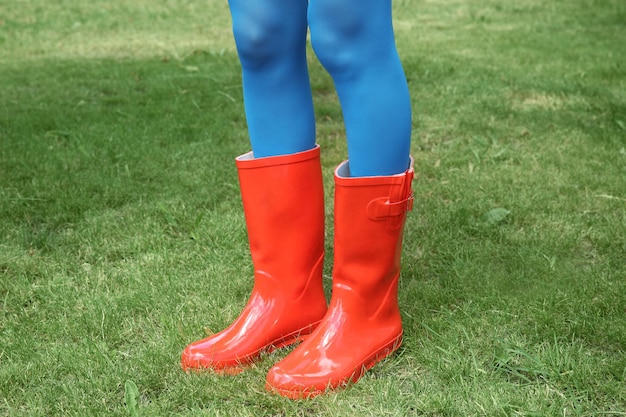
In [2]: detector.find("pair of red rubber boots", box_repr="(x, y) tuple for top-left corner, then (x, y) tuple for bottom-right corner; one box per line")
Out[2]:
(181, 145), (414, 399)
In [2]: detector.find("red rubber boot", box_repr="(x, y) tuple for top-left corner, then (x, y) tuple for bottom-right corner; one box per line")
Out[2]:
(265, 159), (414, 397)
(181, 146), (328, 374)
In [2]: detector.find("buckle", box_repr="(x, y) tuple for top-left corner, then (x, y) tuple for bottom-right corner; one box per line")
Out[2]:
(367, 194), (414, 220)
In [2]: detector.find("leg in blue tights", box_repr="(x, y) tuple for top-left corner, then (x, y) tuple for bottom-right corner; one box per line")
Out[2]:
(228, 0), (315, 157)
(308, 0), (412, 176)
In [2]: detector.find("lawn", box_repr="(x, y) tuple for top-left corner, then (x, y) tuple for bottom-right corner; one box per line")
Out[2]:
(1, 0), (625, 416)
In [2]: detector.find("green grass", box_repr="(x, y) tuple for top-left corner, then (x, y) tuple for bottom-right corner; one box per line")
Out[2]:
(1, 0), (625, 415)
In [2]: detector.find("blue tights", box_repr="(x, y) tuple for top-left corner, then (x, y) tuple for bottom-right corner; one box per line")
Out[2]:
(228, 0), (411, 177)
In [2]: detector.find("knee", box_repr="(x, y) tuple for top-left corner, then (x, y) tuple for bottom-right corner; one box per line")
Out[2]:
(231, 9), (304, 70)
(232, 17), (277, 68)
(309, 15), (361, 76)
(308, 1), (397, 78)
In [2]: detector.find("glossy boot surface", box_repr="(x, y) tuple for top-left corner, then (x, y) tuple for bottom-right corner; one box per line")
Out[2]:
(181, 146), (328, 374)
(266, 159), (414, 397)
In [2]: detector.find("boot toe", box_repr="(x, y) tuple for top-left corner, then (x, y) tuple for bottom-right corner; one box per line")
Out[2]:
(180, 339), (248, 373)
(266, 365), (322, 399)
(180, 344), (212, 371)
